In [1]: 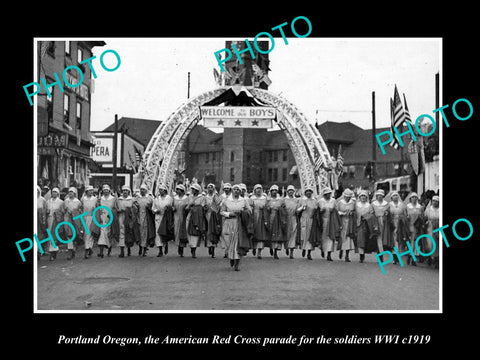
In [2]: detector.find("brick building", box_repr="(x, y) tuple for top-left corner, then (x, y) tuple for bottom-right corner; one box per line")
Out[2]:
(37, 40), (106, 194)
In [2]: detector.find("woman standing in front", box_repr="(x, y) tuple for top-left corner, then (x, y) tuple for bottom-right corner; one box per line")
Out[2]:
(152, 184), (173, 257)
(135, 184), (155, 257)
(220, 184), (252, 271)
(63, 187), (83, 260)
(265, 185), (286, 260)
(249, 184), (268, 259)
(319, 187), (336, 261)
(173, 184), (189, 257)
(284, 185), (300, 259)
(297, 187), (318, 260)
(388, 191), (408, 264)
(37, 186), (47, 260)
(186, 183), (207, 259)
(424, 195), (439, 267)
(371, 189), (391, 262)
(336, 188), (356, 262)
(98, 184), (119, 258)
(355, 190), (374, 263)
(405, 192), (424, 266)
(117, 185), (136, 258)
(81, 185), (97, 259)
(45, 187), (65, 261)
(205, 183), (222, 258)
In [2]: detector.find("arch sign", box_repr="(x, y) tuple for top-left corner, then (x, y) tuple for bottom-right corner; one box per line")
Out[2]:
(138, 86), (333, 196)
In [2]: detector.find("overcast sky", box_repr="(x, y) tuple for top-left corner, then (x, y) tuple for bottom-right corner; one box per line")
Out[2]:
(90, 37), (440, 132)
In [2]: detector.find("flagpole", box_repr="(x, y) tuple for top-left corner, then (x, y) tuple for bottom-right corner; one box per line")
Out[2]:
(112, 114), (118, 195)
(371, 91), (376, 178)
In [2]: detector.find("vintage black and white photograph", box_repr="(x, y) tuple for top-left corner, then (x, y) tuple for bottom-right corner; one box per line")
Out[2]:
(33, 37), (441, 312)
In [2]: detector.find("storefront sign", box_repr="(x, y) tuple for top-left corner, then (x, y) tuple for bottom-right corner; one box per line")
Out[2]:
(91, 137), (113, 163)
(38, 134), (67, 147)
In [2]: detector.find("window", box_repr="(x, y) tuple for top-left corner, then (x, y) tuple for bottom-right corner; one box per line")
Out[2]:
(268, 168), (272, 182)
(282, 168), (287, 181)
(268, 151), (273, 163)
(246, 150), (251, 162)
(76, 102), (82, 129)
(63, 94), (70, 124)
(205, 152), (209, 163)
(273, 168), (278, 181)
(283, 149), (288, 162)
(65, 41), (70, 55)
(77, 48), (83, 63)
(230, 167), (235, 182)
(212, 151), (216, 162)
(230, 151), (235, 162)
(273, 150), (278, 162)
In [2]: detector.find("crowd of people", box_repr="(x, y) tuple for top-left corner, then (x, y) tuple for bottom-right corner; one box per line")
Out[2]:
(36, 181), (440, 271)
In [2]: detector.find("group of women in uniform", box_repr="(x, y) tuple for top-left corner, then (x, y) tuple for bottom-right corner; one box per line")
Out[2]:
(37, 182), (440, 271)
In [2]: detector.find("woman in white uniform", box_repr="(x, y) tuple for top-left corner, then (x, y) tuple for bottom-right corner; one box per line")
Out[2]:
(319, 187), (336, 261)
(336, 188), (355, 262)
(117, 185), (135, 258)
(249, 184), (268, 259)
(284, 185), (300, 259)
(81, 185), (97, 259)
(220, 184), (252, 271)
(152, 184), (173, 257)
(186, 183), (206, 258)
(173, 184), (189, 257)
(297, 187), (318, 260)
(45, 187), (65, 261)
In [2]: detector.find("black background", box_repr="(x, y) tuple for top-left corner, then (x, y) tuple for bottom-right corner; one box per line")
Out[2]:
(6, 4), (477, 356)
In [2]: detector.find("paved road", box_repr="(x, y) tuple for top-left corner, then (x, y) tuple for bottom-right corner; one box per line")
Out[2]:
(36, 244), (439, 311)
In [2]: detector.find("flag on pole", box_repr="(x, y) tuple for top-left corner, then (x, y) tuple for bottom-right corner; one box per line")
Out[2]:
(336, 144), (344, 175)
(403, 93), (413, 125)
(390, 85), (407, 149)
(404, 93), (425, 174)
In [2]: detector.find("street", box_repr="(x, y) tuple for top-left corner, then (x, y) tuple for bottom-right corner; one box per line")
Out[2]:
(36, 244), (439, 311)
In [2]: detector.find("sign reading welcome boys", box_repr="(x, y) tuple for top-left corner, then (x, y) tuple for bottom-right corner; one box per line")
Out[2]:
(200, 106), (275, 128)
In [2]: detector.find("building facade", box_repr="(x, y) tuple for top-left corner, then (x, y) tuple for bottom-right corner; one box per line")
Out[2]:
(37, 40), (106, 195)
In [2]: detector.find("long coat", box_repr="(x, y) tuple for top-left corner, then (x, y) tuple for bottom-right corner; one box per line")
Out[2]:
(158, 206), (175, 241)
(187, 204), (207, 236)
(357, 213), (380, 253)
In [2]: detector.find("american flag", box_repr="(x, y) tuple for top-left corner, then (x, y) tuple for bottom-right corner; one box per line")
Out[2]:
(390, 85), (406, 149)
(336, 144), (344, 174)
(403, 93), (413, 125)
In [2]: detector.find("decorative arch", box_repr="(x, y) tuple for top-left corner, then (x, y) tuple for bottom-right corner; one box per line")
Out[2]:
(139, 87), (333, 195)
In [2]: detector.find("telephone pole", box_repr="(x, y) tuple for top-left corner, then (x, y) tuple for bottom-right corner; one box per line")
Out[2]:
(112, 114), (118, 194)
(371, 91), (376, 178)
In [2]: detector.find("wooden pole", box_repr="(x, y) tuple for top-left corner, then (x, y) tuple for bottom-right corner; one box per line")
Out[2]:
(112, 114), (118, 194)
(372, 91), (376, 177)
